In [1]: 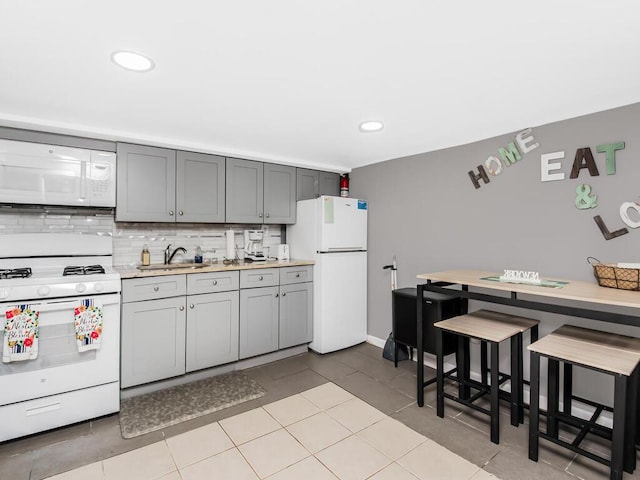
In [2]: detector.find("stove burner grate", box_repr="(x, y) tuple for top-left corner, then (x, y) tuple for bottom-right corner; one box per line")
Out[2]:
(0, 267), (32, 279)
(63, 265), (106, 276)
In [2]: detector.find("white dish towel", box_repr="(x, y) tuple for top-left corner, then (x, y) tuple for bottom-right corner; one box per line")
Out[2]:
(75, 298), (103, 352)
(3, 305), (39, 363)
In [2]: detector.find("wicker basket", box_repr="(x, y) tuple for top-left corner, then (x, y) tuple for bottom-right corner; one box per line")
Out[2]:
(588, 257), (640, 291)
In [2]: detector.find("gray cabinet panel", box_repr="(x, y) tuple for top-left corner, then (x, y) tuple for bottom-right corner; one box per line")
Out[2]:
(319, 171), (340, 197)
(116, 143), (176, 222)
(176, 151), (225, 223)
(239, 286), (279, 359)
(225, 158), (264, 223)
(279, 282), (313, 349)
(240, 268), (280, 288)
(296, 168), (339, 200)
(264, 164), (296, 224)
(296, 168), (318, 201)
(122, 275), (186, 303)
(121, 296), (186, 388)
(187, 271), (239, 295)
(186, 291), (239, 372)
(280, 266), (313, 285)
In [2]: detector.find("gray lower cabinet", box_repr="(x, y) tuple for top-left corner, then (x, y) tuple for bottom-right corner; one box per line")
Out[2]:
(296, 168), (340, 200)
(186, 291), (239, 372)
(239, 286), (280, 359)
(121, 296), (186, 388)
(121, 272), (240, 388)
(239, 266), (313, 359)
(279, 282), (313, 349)
(227, 157), (296, 224)
(116, 143), (225, 223)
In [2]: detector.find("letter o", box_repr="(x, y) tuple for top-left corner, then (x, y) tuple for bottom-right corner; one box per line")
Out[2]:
(485, 156), (503, 176)
(620, 202), (640, 229)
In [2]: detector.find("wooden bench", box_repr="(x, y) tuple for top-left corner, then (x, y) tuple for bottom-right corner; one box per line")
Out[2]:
(528, 325), (640, 480)
(434, 309), (539, 444)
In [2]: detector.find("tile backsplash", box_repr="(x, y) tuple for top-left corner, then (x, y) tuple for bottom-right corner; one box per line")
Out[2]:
(0, 209), (283, 267)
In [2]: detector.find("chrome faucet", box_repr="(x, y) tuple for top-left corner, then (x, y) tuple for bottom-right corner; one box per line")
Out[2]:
(164, 244), (187, 264)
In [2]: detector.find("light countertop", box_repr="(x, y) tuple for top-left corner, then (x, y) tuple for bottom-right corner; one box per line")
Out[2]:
(116, 259), (314, 279)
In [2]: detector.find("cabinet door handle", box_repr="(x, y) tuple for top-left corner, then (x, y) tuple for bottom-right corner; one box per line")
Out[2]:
(179, 211), (184, 216)
(213, 280), (218, 285)
(189, 304), (195, 309)
(179, 305), (185, 311)
(258, 275), (263, 281)
(296, 273), (300, 278)
(258, 213), (263, 218)
(153, 285), (159, 292)
(275, 293), (279, 298)
(282, 292), (286, 297)
(169, 210), (174, 216)
(266, 213), (270, 218)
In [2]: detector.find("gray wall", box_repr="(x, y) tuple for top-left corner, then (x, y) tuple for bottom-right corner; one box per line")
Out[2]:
(352, 102), (640, 339)
(351, 102), (640, 404)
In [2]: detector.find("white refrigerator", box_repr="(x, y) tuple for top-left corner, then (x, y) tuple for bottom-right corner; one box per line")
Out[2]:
(287, 196), (368, 353)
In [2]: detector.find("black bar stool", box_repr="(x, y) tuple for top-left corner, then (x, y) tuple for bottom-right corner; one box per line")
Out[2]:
(528, 325), (640, 480)
(434, 309), (539, 444)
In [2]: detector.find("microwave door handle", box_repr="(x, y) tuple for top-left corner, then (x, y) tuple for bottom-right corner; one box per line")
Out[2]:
(79, 160), (87, 200)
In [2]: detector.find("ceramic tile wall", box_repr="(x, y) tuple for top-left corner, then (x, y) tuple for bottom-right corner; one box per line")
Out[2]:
(0, 209), (283, 267)
(113, 222), (283, 267)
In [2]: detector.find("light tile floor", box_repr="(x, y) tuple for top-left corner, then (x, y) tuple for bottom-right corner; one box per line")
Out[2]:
(2, 342), (639, 479)
(45, 382), (494, 480)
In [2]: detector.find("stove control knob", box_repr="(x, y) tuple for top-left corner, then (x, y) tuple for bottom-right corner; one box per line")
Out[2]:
(94, 283), (104, 292)
(0, 288), (8, 300)
(76, 283), (87, 293)
(37, 286), (51, 297)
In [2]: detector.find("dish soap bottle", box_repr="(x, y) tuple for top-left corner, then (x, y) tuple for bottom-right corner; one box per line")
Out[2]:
(141, 244), (150, 266)
(194, 246), (203, 264)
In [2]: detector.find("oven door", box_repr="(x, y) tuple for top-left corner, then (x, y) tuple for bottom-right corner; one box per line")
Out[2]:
(0, 293), (120, 406)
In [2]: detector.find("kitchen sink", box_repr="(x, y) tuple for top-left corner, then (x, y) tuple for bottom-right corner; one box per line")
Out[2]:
(137, 263), (208, 271)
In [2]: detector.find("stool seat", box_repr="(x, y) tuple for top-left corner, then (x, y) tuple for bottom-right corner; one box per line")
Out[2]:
(435, 309), (539, 343)
(528, 325), (640, 376)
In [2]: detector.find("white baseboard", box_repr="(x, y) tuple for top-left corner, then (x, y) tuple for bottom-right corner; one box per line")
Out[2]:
(366, 334), (612, 428)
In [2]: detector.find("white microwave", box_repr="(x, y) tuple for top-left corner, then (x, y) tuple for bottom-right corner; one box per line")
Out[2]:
(0, 139), (116, 207)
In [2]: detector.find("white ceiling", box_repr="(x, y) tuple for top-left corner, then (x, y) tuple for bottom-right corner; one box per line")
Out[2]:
(1, 1), (639, 172)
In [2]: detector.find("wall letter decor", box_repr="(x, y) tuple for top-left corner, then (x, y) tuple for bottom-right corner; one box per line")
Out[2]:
(570, 147), (600, 178)
(596, 142), (625, 175)
(540, 151), (565, 182)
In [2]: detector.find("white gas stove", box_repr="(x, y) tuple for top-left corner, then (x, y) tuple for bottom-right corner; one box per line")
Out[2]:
(0, 233), (121, 442)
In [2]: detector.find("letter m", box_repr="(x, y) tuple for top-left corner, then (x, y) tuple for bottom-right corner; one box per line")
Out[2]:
(498, 142), (522, 166)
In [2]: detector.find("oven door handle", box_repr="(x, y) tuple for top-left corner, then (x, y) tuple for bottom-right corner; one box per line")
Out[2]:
(2, 298), (96, 315)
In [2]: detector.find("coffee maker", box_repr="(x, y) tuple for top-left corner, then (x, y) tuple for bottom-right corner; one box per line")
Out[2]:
(243, 229), (266, 262)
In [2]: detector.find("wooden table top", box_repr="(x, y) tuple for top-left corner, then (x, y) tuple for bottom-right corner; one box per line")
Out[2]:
(416, 269), (640, 310)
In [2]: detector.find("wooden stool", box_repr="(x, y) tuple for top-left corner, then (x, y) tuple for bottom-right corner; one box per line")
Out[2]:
(528, 325), (640, 480)
(434, 309), (539, 444)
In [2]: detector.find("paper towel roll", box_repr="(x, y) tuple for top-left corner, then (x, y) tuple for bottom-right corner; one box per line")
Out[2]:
(225, 229), (235, 259)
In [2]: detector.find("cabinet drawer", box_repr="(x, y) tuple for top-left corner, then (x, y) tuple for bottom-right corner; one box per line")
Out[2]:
(122, 275), (187, 303)
(240, 268), (280, 288)
(187, 271), (239, 295)
(280, 266), (313, 285)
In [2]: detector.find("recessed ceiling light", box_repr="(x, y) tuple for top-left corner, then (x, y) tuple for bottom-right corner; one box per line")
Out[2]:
(111, 50), (155, 72)
(359, 121), (384, 133)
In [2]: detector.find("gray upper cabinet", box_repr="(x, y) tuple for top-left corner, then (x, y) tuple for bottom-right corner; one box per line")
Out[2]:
(296, 168), (339, 200)
(225, 158), (264, 223)
(319, 171), (340, 197)
(226, 158), (296, 224)
(116, 143), (225, 223)
(264, 163), (296, 224)
(116, 143), (177, 222)
(176, 151), (225, 223)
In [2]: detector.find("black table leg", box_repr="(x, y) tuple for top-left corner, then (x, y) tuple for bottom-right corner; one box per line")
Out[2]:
(490, 341), (500, 444)
(547, 358), (560, 438)
(510, 334), (520, 427)
(417, 283), (425, 407)
(436, 327), (444, 418)
(612, 374), (627, 480)
(529, 351), (540, 461)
